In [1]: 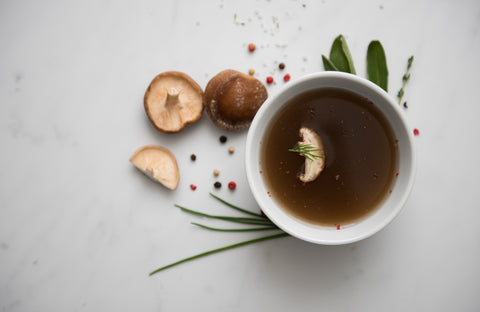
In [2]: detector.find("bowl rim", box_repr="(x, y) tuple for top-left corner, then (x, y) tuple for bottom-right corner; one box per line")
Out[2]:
(245, 71), (416, 245)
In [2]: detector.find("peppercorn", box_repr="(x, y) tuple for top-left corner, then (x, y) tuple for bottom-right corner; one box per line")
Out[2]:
(190, 184), (197, 190)
(266, 76), (274, 84)
(190, 154), (196, 161)
(413, 128), (420, 136)
(279, 62), (285, 70)
(214, 181), (222, 189)
(403, 101), (408, 109)
(219, 135), (227, 143)
(248, 68), (255, 75)
(283, 74), (291, 82)
(248, 43), (256, 52)
(213, 169), (220, 176)
(228, 146), (235, 154)
(228, 181), (236, 190)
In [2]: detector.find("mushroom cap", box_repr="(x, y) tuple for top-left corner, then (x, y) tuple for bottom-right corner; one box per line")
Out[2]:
(144, 71), (204, 133)
(130, 145), (180, 190)
(204, 69), (268, 131)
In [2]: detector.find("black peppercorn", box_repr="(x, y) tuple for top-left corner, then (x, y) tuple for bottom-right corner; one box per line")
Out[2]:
(219, 135), (227, 143)
(190, 154), (196, 161)
(214, 181), (222, 189)
(279, 62), (285, 70)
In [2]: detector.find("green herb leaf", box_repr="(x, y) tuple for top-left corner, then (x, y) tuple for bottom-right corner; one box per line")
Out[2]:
(322, 55), (339, 71)
(149, 233), (289, 275)
(366, 40), (389, 91)
(329, 35), (356, 74)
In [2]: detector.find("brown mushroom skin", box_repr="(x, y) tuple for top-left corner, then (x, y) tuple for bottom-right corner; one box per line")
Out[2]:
(144, 71), (204, 133)
(204, 70), (268, 131)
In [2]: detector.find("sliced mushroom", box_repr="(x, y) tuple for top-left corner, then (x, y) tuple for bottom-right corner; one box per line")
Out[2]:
(130, 145), (180, 190)
(144, 71), (203, 133)
(297, 127), (326, 183)
(204, 69), (268, 131)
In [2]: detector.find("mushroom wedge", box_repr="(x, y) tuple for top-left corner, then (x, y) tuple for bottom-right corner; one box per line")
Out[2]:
(294, 127), (326, 183)
(130, 145), (180, 190)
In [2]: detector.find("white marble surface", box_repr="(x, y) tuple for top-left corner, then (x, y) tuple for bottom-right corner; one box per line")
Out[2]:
(1, 0), (480, 311)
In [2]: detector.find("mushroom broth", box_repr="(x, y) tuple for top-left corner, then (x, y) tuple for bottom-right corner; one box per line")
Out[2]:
(260, 88), (397, 226)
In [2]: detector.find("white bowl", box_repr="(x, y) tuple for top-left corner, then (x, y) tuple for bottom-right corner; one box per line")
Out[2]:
(245, 72), (416, 245)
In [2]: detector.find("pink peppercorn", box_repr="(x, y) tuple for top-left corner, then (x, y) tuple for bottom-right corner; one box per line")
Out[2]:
(413, 128), (420, 136)
(248, 43), (256, 52)
(283, 73), (291, 82)
(266, 76), (274, 84)
(228, 181), (236, 190)
(190, 184), (197, 190)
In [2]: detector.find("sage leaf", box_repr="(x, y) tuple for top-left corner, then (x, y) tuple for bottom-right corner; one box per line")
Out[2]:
(366, 40), (389, 91)
(329, 35), (356, 74)
(322, 55), (339, 71)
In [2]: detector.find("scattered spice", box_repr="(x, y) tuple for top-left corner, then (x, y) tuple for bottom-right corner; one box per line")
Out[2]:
(214, 181), (222, 189)
(219, 135), (227, 143)
(228, 146), (235, 154)
(248, 43), (256, 52)
(248, 68), (255, 76)
(283, 73), (291, 82)
(279, 62), (285, 70)
(190, 154), (196, 161)
(228, 181), (237, 190)
(266, 76), (274, 84)
(413, 128), (420, 136)
(213, 169), (220, 176)
(403, 101), (408, 109)
(190, 184), (197, 191)
(396, 172), (399, 177)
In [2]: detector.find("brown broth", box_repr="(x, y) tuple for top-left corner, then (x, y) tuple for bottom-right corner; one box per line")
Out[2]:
(260, 88), (397, 226)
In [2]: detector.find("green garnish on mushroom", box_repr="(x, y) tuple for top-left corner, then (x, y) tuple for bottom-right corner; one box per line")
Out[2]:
(289, 127), (326, 183)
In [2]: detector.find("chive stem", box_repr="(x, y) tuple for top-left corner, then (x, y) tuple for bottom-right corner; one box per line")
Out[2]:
(191, 222), (278, 232)
(176, 205), (275, 226)
(209, 193), (267, 218)
(149, 233), (289, 275)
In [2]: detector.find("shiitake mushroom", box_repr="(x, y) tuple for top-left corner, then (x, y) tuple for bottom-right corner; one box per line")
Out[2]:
(204, 69), (268, 131)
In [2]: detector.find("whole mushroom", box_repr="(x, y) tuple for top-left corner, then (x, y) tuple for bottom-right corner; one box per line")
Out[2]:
(204, 69), (268, 131)
(144, 71), (204, 133)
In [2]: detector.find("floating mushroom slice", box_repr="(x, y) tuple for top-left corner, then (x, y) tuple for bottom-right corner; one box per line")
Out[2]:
(297, 127), (326, 183)
(144, 71), (204, 133)
(204, 69), (268, 131)
(130, 145), (180, 190)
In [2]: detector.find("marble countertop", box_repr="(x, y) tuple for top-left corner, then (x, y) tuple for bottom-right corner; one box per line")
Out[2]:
(1, 0), (479, 311)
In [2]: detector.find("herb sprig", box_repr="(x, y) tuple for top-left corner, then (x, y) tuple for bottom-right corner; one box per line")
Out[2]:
(149, 193), (288, 276)
(288, 143), (324, 161)
(397, 56), (414, 104)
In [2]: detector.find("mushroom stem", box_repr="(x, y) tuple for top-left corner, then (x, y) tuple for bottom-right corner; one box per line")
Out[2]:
(165, 88), (180, 107)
